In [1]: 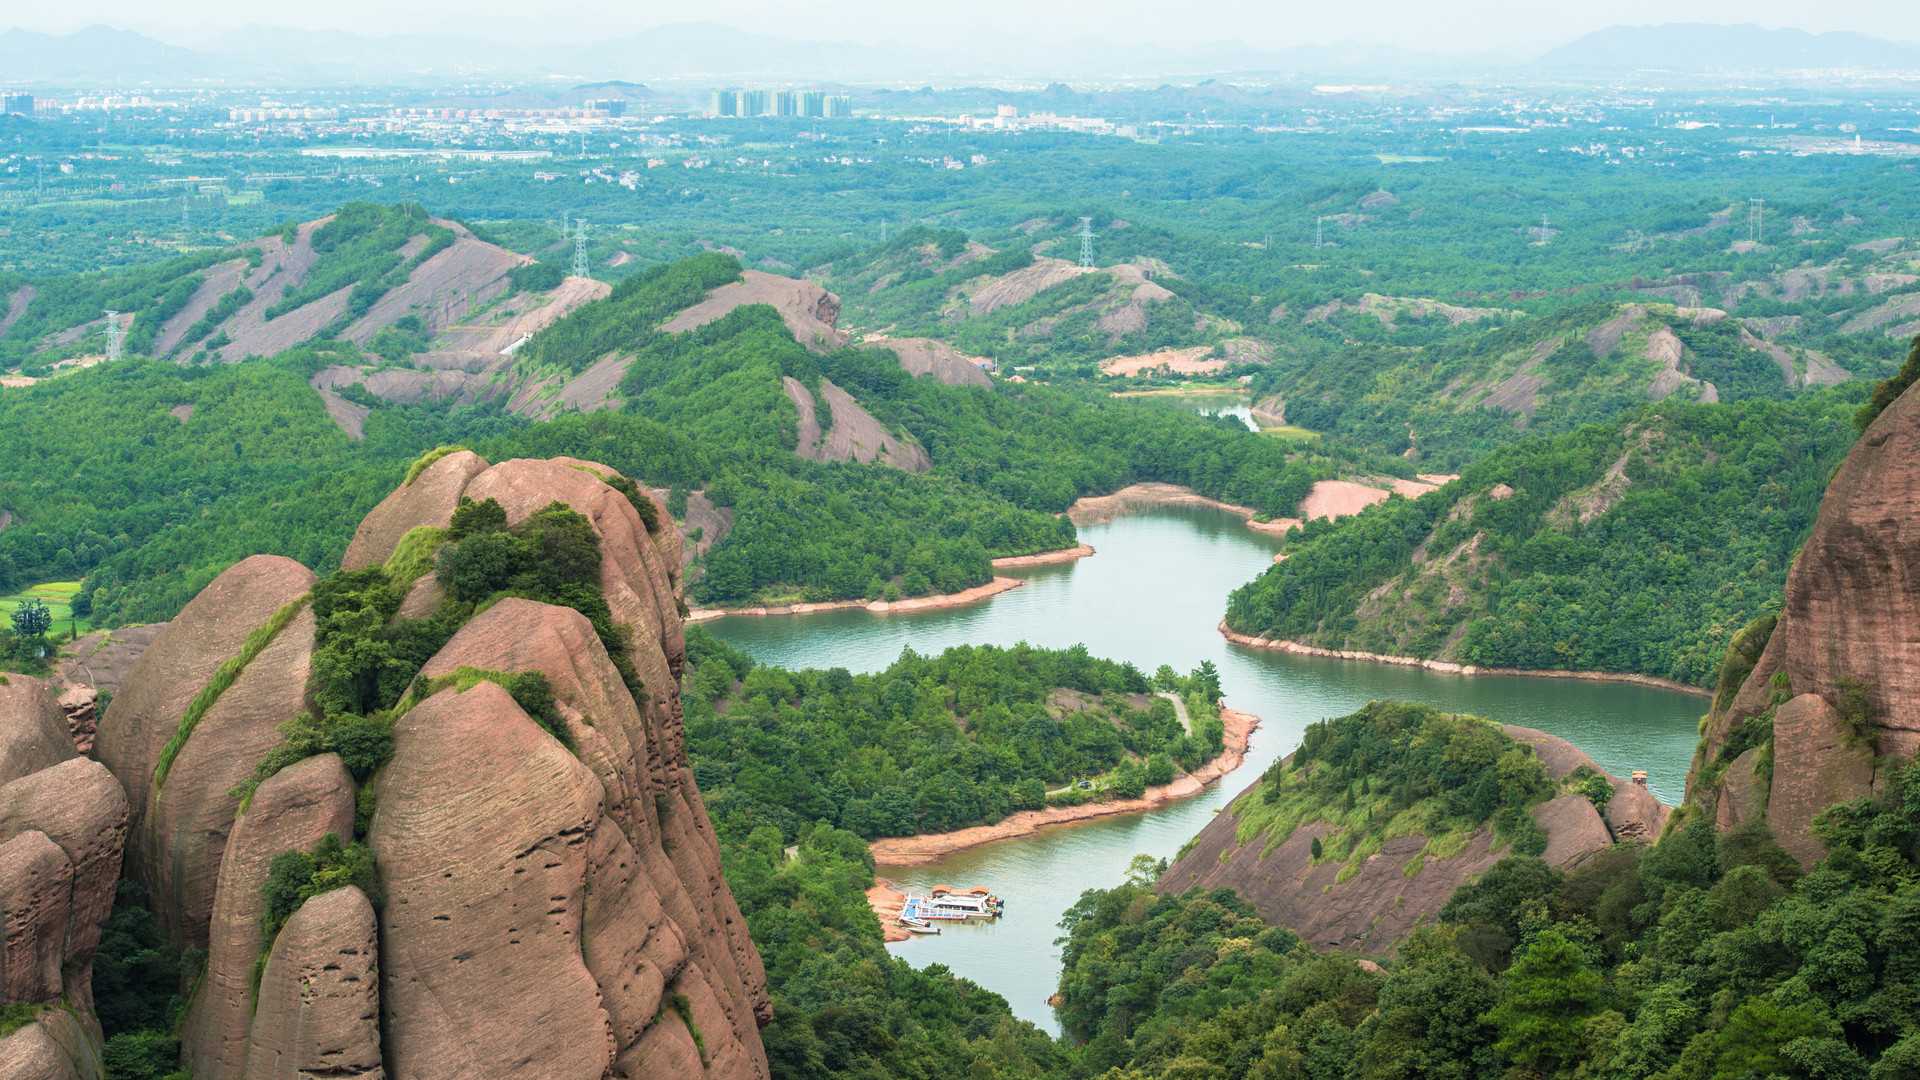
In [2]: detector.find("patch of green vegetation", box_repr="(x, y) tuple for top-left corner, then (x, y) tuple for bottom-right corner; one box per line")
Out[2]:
(1234, 701), (1553, 866)
(686, 627), (1225, 839)
(403, 444), (468, 485)
(0, 1002), (43, 1037)
(153, 593), (308, 788)
(253, 833), (380, 996)
(1227, 391), (1864, 685)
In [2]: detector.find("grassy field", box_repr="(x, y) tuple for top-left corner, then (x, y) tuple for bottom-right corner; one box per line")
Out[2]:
(1257, 423), (1322, 442)
(1, 581), (92, 635)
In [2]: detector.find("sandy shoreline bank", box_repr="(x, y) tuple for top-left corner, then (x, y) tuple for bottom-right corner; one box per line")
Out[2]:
(688, 576), (1025, 621)
(1218, 622), (1711, 697)
(992, 543), (1096, 568)
(868, 706), (1261, 875)
(1067, 482), (1290, 530)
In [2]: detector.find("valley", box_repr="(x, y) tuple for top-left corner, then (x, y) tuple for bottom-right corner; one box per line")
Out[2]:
(4, 43), (1920, 1080)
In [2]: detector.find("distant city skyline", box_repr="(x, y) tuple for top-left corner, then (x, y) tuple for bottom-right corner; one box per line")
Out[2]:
(14, 3), (1920, 59)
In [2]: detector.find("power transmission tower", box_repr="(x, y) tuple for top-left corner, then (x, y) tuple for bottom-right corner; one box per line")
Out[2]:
(1316, 216), (1324, 249)
(1078, 217), (1094, 267)
(1538, 214), (1550, 243)
(880, 219), (887, 243)
(181, 190), (190, 228)
(572, 218), (590, 278)
(102, 311), (123, 362)
(1749, 198), (1764, 243)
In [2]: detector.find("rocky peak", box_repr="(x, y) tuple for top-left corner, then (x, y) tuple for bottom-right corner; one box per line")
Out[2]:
(76, 451), (768, 1079)
(1688, 374), (1920, 865)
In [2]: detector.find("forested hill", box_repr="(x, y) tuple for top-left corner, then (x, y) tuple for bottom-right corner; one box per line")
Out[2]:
(0, 241), (1374, 627)
(1224, 387), (1865, 686)
(1248, 298), (1861, 471)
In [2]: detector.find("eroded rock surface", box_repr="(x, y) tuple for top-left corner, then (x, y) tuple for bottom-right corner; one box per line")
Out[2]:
(0, 676), (75, 785)
(102, 455), (768, 1079)
(1163, 726), (1657, 951)
(183, 755), (357, 1080)
(244, 886), (383, 1080)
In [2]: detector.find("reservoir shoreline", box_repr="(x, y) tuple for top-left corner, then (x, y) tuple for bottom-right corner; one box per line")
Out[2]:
(1218, 622), (1712, 698)
(868, 707), (1260, 872)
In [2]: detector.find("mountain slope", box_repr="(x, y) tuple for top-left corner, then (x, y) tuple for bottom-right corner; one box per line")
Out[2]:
(1225, 390), (1862, 686)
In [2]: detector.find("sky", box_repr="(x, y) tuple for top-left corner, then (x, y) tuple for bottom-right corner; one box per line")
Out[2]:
(14, 0), (1920, 57)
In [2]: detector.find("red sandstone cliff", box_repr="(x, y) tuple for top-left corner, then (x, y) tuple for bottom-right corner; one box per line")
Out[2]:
(1161, 726), (1664, 953)
(1688, 376), (1920, 867)
(67, 452), (770, 1080)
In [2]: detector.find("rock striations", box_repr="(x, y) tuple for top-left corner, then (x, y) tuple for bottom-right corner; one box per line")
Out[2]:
(1161, 725), (1665, 954)
(1688, 376), (1920, 866)
(35, 451), (773, 1079)
(0, 674), (131, 1080)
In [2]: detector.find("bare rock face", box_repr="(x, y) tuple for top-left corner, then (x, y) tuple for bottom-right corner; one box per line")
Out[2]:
(94, 553), (316, 921)
(102, 456), (769, 1079)
(183, 754), (357, 1080)
(0, 1006), (106, 1080)
(243, 885), (383, 1080)
(340, 449), (489, 571)
(0, 829), (72, 1003)
(1533, 795), (1613, 867)
(1163, 726), (1650, 952)
(1768, 694), (1875, 867)
(0, 758), (131, 982)
(1607, 781), (1671, 841)
(1713, 747), (1767, 830)
(0, 676), (75, 785)
(371, 679), (615, 1080)
(417, 599), (768, 1078)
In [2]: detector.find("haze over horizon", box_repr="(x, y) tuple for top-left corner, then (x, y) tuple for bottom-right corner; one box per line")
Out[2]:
(11, 2), (1920, 61)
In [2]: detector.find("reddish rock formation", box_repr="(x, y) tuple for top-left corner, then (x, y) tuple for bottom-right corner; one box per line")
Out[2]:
(340, 449), (489, 571)
(0, 758), (131, 985)
(1162, 726), (1659, 952)
(1, 1006), (105, 1080)
(183, 755), (357, 1080)
(1766, 694), (1875, 867)
(1688, 377), (1920, 861)
(56, 687), (98, 757)
(94, 554), (316, 931)
(243, 886), (383, 1080)
(1714, 747), (1767, 830)
(98, 455), (769, 1079)
(0, 830), (72, 1003)
(0, 676), (75, 785)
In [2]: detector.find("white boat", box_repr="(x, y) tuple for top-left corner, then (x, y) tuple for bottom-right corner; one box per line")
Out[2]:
(902, 888), (1005, 922)
(904, 924), (940, 935)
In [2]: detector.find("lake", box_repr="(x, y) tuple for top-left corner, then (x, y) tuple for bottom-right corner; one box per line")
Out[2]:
(705, 504), (1706, 1032)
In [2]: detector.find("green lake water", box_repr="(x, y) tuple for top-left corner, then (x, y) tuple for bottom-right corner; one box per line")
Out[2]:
(704, 505), (1706, 1033)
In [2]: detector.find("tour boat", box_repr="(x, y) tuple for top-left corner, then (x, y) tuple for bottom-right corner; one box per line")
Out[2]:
(902, 887), (1006, 922)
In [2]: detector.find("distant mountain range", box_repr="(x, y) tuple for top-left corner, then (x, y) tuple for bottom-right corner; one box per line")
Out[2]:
(1, 21), (1918, 88)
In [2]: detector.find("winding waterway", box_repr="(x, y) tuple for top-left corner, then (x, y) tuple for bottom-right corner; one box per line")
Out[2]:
(705, 505), (1706, 1033)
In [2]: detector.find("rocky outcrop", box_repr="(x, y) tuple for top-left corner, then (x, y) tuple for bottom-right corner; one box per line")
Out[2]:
(94, 555), (316, 938)
(0, 830), (71, 1003)
(183, 755), (357, 1080)
(244, 886), (382, 1080)
(1687, 376), (1920, 861)
(1766, 694), (1875, 867)
(0, 758), (131, 998)
(99, 454), (768, 1079)
(661, 270), (848, 352)
(1163, 726), (1659, 953)
(1, 1006), (106, 1080)
(0, 677), (74, 785)
(0, 711), (130, 1078)
(340, 449), (489, 571)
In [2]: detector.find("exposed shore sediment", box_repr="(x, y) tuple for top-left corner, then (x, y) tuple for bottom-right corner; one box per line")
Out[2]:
(688, 576), (1025, 621)
(868, 706), (1261, 876)
(1218, 622), (1711, 697)
(992, 543), (1096, 568)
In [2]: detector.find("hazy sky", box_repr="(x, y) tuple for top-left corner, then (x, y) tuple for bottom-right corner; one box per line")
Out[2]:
(18, 0), (1920, 56)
